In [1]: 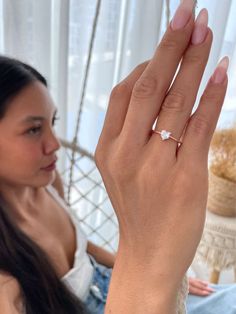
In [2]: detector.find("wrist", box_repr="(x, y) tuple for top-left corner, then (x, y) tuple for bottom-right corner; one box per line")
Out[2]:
(117, 240), (184, 289)
(106, 251), (179, 314)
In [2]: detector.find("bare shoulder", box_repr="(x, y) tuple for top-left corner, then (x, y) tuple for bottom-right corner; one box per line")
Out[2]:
(0, 272), (24, 313)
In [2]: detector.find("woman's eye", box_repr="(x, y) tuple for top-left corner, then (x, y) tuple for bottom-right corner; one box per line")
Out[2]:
(52, 116), (60, 126)
(27, 126), (42, 135)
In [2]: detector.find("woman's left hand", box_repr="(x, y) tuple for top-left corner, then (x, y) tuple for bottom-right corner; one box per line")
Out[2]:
(189, 277), (215, 296)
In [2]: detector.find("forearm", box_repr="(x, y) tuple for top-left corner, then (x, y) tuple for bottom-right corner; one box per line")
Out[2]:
(87, 241), (116, 268)
(105, 251), (178, 314)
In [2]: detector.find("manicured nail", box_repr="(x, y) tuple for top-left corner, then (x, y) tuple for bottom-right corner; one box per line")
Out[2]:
(205, 287), (216, 292)
(171, 0), (195, 30)
(211, 56), (229, 84)
(191, 9), (208, 45)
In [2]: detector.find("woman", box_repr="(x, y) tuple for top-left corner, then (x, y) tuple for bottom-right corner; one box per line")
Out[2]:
(0, 56), (91, 313)
(0, 0), (229, 313)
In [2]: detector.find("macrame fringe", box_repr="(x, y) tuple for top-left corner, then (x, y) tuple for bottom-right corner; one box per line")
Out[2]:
(176, 274), (189, 314)
(195, 226), (236, 270)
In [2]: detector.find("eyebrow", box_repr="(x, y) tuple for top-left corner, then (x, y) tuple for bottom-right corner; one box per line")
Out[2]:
(21, 109), (58, 124)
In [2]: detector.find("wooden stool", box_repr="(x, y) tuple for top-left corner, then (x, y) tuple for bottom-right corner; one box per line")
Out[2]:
(195, 210), (236, 284)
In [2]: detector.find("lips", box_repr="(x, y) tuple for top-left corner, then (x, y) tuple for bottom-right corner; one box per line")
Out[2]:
(41, 158), (57, 170)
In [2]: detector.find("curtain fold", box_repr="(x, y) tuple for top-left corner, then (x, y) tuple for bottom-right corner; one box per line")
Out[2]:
(2, 0), (52, 81)
(114, 0), (164, 82)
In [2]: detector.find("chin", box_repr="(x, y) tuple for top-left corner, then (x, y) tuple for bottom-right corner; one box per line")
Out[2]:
(34, 170), (56, 187)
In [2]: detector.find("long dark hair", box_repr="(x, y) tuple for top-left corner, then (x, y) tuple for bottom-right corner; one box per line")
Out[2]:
(0, 56), (87, 313)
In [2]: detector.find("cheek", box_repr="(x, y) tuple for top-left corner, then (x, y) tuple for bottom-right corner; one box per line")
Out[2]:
(22, 148), (43, 163)
(0, 138), (52, 186)
(0, 140), (43, 168)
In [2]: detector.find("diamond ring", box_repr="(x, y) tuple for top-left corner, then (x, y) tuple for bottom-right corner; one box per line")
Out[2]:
(152, 129), (182, 145)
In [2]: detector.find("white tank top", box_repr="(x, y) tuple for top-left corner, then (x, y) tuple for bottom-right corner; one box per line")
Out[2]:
(46, 185), (94, 302)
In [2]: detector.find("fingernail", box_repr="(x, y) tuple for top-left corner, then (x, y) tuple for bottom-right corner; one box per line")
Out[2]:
(191, 9), (209, 45)
(171, 0), (195, 30)
(206, 287), (216, 292)
(211, 56), (229, 84)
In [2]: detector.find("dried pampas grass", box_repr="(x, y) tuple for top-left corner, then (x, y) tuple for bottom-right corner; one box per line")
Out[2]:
(209, 127), (236, 182)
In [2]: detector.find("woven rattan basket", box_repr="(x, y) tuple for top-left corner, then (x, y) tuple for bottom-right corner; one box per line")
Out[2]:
(207, 171), (236, 217)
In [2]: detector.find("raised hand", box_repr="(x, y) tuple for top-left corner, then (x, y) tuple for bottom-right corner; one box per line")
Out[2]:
(95, 1), (228, 312)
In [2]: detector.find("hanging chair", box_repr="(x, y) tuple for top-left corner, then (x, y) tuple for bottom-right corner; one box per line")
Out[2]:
(58, 0), (197, 253)
(58, 0), (118, 253)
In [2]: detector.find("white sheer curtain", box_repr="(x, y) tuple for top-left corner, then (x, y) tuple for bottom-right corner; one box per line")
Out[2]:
(0, 0), (235, 249)
(1, 0), (235, 152)
(1, 0), (70, 141)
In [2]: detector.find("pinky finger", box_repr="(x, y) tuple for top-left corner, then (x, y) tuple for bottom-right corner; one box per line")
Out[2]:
(178, 56), (229, 161)
(189, 287), (212, 296)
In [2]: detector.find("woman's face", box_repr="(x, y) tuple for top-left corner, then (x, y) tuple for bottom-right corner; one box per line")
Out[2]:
(0, 81), (61, 188)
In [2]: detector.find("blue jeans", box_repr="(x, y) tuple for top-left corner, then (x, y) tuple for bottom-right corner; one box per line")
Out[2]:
(84, 256), (112, 314)
(186, 283), (236, 314)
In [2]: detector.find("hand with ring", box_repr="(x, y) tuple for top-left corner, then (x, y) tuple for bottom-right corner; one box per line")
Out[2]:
(95, 0), (228, 313)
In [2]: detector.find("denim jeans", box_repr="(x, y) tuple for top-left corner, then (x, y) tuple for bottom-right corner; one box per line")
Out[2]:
(186, 283), (236, 314)
(84, 256), (112, 314)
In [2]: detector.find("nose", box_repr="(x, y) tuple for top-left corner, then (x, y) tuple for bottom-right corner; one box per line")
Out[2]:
(43, 128), (61, 155)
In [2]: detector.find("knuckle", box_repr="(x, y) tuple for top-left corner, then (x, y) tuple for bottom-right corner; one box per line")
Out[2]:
(162, 90), (186, 112)
(95, 140), (134, 183)
(94, 140), (108, 169)
(184, 53), (203, 67)
(190, 114), (211, 136)
(200, 89), (222, 104)
(110, 80), (130, 100)
(132, 76), (158, 99)
(135, 60), (149, 72)
(159, 37), (179, 52)
(94, 146), (104, 168)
